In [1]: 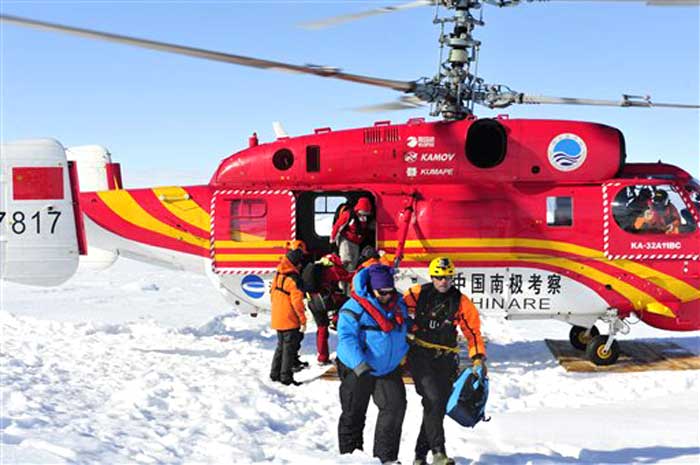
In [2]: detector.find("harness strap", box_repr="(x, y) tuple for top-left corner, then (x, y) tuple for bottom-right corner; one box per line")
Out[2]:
(274, 273), (293, 296)
(407, 334), (460, 354)
(350, 290), (404, 332)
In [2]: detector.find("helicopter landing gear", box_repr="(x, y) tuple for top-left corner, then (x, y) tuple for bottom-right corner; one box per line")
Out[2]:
(586, 335), (620, 365)
(568, 325), (600, 351)
(585, 308), (630, 366)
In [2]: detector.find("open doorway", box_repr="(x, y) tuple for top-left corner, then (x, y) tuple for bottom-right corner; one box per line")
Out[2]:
(295, 191), (376, 261)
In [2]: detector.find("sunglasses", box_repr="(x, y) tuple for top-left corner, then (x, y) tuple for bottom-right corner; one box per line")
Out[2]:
(375, 289), (396, 296)
(431, 276), (452, 282)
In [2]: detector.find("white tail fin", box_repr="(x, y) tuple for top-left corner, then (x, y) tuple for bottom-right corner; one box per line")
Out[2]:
(0, 139), (82, 286)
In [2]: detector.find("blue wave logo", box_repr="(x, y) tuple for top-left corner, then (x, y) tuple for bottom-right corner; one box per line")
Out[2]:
(241, 275), (265, 299)
(548, 134), (587, 172)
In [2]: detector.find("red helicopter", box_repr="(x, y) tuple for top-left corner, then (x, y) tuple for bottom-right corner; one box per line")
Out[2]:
(1, 0), (699, 365)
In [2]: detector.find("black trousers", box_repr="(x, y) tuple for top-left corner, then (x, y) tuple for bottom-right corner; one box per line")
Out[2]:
(408, 346), (459, 458)
(270, 329), (303, 382)
(337, 360), (407, 463)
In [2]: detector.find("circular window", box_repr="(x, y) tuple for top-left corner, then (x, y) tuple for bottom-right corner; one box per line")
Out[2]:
(273, 149), (294, 171)
(465, 119), (507, 169)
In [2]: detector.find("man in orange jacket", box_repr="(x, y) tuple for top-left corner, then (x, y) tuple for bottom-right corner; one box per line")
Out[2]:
(270, 244), (308, 386)
(403, 257), (487, 465)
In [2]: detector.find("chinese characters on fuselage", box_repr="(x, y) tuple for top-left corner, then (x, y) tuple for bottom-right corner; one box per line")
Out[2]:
(452, 272), (561, 311)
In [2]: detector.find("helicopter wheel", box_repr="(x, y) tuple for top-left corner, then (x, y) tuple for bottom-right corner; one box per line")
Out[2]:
(569, 325), (600, 351)
(585, 335), (620, 366)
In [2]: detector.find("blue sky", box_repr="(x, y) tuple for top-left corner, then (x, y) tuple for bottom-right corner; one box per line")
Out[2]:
(1, 0), (698, 185)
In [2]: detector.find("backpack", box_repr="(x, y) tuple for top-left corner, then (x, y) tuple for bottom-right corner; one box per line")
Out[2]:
(301, 262), (325, 293)
(446, 365), (490, 428)
(332, 202), (350, 227)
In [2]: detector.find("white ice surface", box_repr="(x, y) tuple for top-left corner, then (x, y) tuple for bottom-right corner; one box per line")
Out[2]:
(1, 259), (699, 464)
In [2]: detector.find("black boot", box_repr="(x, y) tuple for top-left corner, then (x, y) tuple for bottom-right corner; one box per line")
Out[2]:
(281, 377), (302, 386)
(293, 360), (310, 372)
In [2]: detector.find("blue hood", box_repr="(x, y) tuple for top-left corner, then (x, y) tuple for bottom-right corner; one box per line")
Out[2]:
(352, 266), (387, 309)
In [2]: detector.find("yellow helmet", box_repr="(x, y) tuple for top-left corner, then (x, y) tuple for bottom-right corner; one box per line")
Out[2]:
(429, 257), (455, 277)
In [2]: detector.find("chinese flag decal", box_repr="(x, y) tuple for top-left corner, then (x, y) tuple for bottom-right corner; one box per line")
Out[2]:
(12, 167), (64, 200)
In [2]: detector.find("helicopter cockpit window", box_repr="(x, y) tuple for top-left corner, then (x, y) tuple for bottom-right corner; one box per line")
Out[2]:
(546, 196), (573, 226)
(612, 185), (696, 234)
(314, 195), (347, 237)
(230, 199), (267, 241)
(686, 182), (700, 213)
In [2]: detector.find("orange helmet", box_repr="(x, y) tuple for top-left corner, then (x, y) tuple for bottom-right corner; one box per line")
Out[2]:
(354, 197), (372, 216)
(286, 239), (308, 254)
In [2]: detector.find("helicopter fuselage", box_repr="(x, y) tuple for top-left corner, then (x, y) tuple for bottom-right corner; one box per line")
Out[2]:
(74, 117), (700, 332)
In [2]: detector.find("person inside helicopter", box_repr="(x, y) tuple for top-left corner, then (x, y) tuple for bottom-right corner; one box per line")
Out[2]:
(623, 187), (653, 232)
(330, 197), (376, 272)
(632, 189), (681, 234)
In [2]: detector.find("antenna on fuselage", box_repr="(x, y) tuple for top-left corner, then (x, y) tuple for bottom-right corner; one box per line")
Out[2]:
(272, 121), (289, 139)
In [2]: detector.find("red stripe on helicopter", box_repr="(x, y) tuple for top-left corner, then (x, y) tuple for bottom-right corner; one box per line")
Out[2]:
(182, 185), (213, 212)
(80, 192), (209, 257)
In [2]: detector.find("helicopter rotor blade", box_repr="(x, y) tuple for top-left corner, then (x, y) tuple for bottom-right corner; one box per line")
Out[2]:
(486, 0), (700, 6)
(546, 0), (700, 5)
(353, 96), (427, 113)
(299, 0), (435, 30)
(299, 0), (698, 31)
(483, 92), (700, 109)
(0, 14), (415, 93)
(645, 0), (700, 4)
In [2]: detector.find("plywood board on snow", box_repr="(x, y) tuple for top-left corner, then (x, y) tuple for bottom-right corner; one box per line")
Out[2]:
(545, 339), (700, 373)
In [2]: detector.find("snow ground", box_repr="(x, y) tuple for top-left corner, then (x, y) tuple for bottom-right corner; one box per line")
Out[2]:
(1, 259), (699, 465)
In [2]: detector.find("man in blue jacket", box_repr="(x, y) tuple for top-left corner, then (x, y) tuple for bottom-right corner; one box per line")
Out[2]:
(336, 264), (409, 465)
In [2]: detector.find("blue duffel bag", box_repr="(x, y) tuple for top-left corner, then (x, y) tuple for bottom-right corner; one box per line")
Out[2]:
(446, 364), (490, 428)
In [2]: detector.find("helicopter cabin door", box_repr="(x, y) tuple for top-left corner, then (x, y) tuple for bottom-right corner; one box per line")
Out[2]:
(604, 181), (699, 260)
(295, 191), (376, 259)
(210, 189), (295, 273)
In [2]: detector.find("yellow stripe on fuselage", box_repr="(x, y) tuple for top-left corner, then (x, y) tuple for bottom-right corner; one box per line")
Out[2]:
(379, 238), (699, 303)
(595, 258), (699, 303)
(152, 186), (210, 233)
(214, 253), (282, 262)
(215, 240), (289, 249)
(98, 190), (209, 250)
